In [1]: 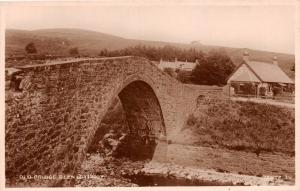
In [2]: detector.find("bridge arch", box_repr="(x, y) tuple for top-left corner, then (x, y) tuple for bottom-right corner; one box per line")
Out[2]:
(90, 76), (167, 160)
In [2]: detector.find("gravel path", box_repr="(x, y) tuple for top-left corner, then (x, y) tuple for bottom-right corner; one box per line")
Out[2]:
(230, 97), (294, 108)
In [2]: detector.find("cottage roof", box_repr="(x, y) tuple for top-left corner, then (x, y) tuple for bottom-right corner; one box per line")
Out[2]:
(228, 60), (294, 84)
(227, 63), (261, 83)
(246, 61), (294, 84)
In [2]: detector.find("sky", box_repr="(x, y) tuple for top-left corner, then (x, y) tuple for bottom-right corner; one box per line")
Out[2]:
(4, 3), (295, 54)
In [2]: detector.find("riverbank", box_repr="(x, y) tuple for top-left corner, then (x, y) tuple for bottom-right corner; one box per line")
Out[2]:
(167, 144), (294, 179)
(75, 143), (294, 186)
(75, 154), (143, 186)
(142, 161), (292, 186)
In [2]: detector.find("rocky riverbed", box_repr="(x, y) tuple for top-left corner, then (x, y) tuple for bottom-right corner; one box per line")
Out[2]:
(75, 154), (145, 186)
(75, 129), (294, 187)
(75, 151), (293, 186)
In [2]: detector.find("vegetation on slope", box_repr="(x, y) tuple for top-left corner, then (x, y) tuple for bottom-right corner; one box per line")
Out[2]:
(184, 97), (295, 155)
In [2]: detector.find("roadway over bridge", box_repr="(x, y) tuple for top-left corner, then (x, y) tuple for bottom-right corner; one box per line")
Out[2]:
(5, 56), (199, 186)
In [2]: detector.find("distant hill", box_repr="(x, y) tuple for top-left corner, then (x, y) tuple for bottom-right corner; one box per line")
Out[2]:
(6, 28), (295, 78)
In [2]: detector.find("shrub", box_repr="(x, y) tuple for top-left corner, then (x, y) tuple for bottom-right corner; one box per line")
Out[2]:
(187, 114), (197, 126)
(69, 47), (79, 56)
(176, 70), (192, 83)
(163, 68), (176, 77)
(25, 42), (37, 54)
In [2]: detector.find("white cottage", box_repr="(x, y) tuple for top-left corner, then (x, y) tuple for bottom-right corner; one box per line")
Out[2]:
(158, 58), (197, 72)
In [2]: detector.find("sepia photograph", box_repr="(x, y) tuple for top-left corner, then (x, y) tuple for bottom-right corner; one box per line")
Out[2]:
(1, 0), (298, 189)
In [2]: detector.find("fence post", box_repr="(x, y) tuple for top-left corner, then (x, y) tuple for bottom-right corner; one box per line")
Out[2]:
(228, 82), (231, 97)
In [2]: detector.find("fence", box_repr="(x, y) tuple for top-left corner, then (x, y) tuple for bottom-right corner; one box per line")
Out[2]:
(231, 93), (295, 104)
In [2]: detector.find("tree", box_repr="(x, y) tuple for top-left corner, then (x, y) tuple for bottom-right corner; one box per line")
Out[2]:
(99, 49), (108, 56)
(69, 47), (79, 56)
(191, 50), (235, 86)
(25, 42), (37, 54)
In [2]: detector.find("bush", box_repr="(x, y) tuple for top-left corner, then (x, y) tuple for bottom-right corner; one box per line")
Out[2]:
(186, 114), (197, 126)
(69, 47), (79, 56)
(25, 42), (37, 54)
(176, 70), (192, 83)
(163, 68), (176, 77)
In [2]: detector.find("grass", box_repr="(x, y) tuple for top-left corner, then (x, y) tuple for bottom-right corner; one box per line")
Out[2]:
(186, 97), (295, 155)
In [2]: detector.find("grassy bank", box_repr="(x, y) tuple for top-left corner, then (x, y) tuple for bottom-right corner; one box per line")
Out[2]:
(184, 97), (295, 155)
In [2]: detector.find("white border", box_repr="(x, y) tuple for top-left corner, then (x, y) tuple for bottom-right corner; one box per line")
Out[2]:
(0, 0), (299, 191)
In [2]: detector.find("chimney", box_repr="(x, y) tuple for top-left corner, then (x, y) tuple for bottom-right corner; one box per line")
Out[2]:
(243, 50), (249, 61)
(273, 56), (278, 66)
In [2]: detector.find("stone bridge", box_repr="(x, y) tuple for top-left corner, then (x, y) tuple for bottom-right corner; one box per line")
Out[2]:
(5, 56), (199, 186)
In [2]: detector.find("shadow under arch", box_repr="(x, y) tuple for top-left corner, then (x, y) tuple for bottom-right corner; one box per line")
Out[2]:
(117, 80), (166, 160)
(88, 75), (167, 161)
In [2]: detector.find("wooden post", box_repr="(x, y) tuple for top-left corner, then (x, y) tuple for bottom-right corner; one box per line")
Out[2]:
(255, 84), (257, 98)
(228, 82), (231, 97)
(256, 84), (259, 98)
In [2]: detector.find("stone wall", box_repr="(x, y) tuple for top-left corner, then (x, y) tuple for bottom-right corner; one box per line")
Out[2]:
(5, 56), (200, 186)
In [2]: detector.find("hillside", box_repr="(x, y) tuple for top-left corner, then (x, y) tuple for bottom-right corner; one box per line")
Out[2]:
(6, 28), (188, 56)
(5, 28), (295, 78)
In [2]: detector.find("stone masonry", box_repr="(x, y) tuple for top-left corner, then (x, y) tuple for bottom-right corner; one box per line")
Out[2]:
(5, 56), (198, 186)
